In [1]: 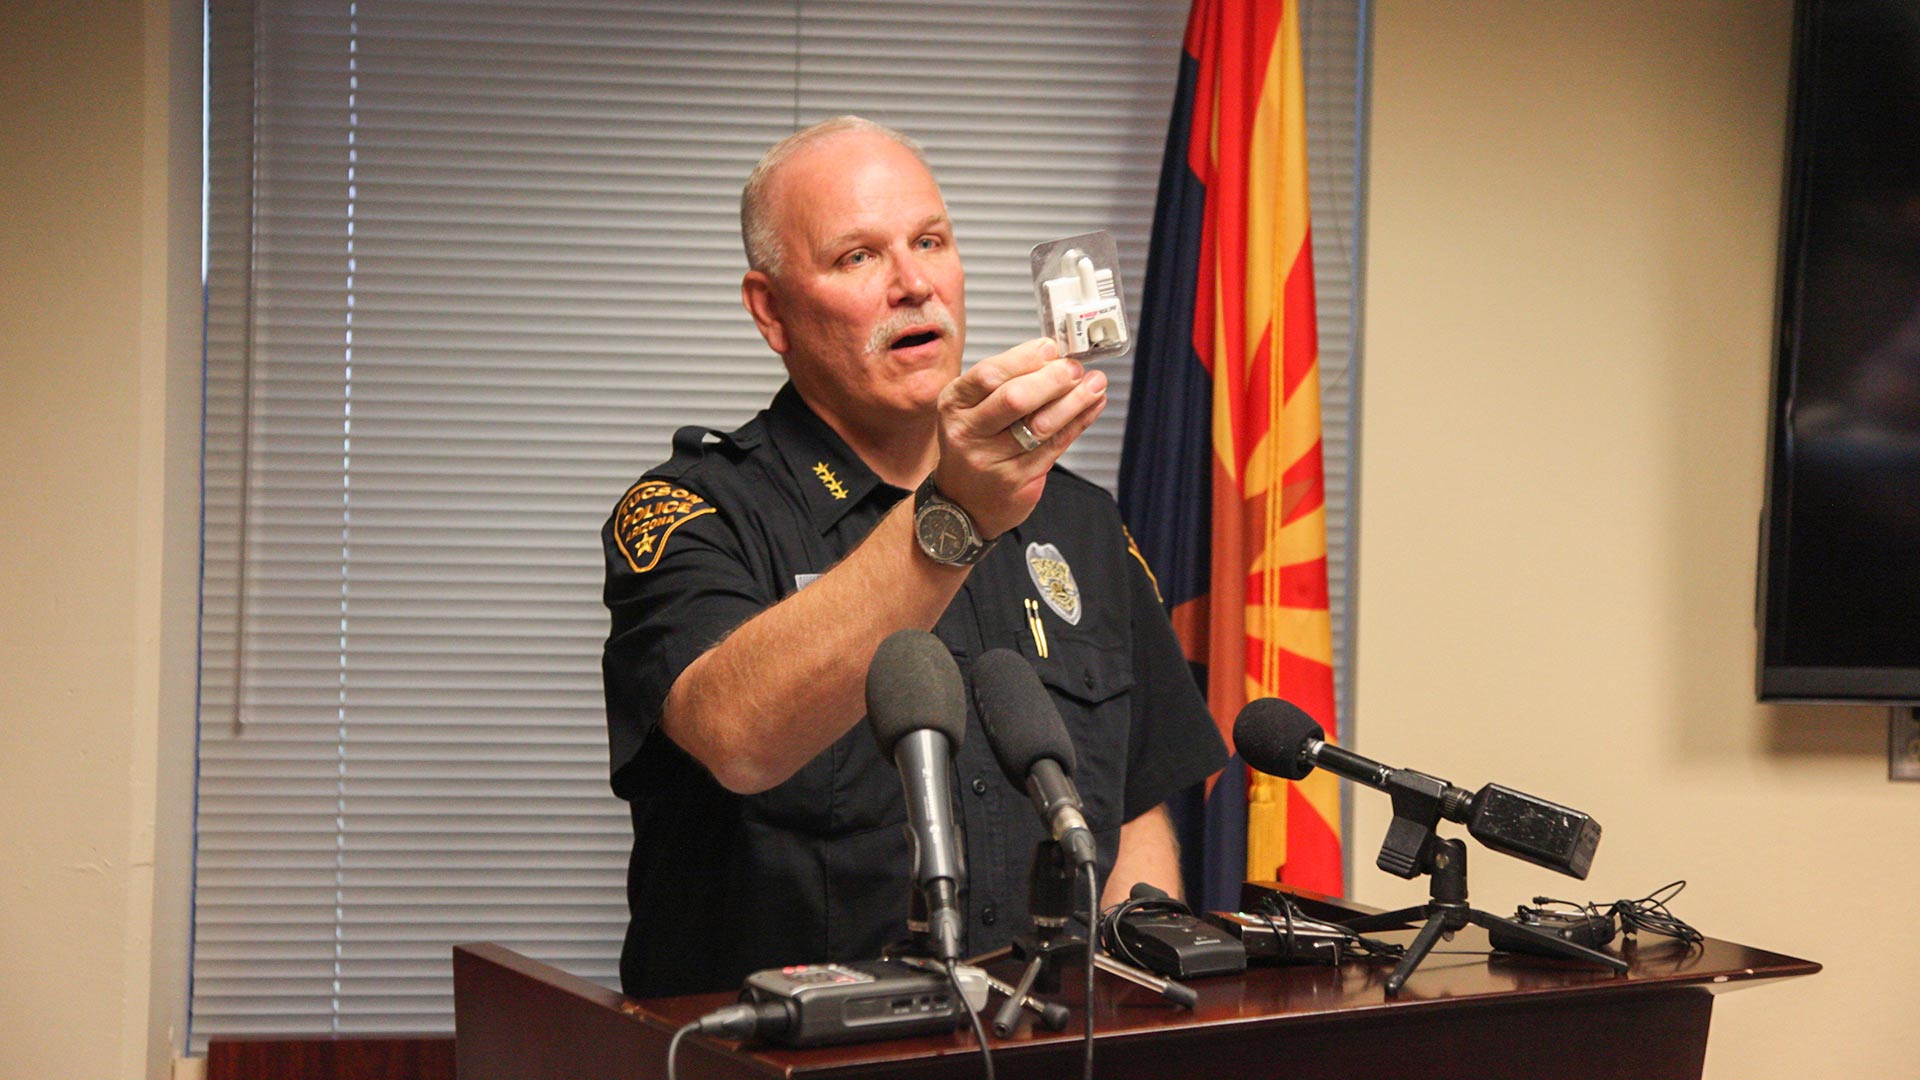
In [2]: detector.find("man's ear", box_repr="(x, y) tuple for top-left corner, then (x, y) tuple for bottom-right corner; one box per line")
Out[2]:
(741, 271), (788, 356)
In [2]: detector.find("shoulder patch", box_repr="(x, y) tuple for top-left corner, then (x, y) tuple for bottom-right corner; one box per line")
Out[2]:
(613, 479), (715, 574)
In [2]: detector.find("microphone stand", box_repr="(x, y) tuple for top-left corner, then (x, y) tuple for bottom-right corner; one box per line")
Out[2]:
(887, 884), (1064, 1031)
(968, 840), (1195, 1037)
(1335, 774), (1630, 995)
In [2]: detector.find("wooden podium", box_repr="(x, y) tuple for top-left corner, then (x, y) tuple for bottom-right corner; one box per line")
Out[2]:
(454, 897), (1816, 1080)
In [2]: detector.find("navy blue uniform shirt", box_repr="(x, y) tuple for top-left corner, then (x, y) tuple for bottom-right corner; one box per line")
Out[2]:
(601, 383), (1224, 998)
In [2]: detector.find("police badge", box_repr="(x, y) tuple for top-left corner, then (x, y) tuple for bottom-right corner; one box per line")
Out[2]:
(1024, 542), (1082, 626)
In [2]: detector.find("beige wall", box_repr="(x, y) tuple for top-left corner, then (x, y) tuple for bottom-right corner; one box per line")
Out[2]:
(3, 1), (1911, 1077)
(0, 1), (201, 1077)
(1357, 1), (1918, 1077)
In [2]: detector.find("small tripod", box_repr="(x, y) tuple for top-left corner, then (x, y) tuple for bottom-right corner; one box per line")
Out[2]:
(885, 889), (1062, 1031)
(968, 840), (1194, 1037)
(1338, 773), (1630, 995)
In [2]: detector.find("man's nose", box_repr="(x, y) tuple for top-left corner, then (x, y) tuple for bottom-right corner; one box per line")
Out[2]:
(888, 251), (933, 306)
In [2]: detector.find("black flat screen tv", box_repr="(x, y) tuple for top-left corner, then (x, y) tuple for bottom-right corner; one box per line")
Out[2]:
(1760, 0), (1920, 701)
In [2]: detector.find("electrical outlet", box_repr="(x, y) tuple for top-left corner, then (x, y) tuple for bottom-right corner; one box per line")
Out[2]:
(1891, 709), (1920, 782)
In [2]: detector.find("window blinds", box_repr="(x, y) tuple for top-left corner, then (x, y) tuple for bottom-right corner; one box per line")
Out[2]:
(193, 0), (1365, 1042)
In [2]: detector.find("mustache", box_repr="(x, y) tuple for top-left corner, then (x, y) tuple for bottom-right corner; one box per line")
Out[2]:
(867, 306), (958, 354)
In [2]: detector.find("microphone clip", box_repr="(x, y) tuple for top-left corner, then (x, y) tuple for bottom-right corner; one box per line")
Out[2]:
(1377, 771), (1450, 879)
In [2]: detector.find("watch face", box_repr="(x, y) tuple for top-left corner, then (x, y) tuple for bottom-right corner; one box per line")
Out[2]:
(917, 504), (974, 563)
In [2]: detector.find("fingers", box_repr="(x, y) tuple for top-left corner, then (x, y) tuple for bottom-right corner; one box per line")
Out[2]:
(1021, 379), (1108, 471)
(948, 345), (1097, 443)
(1020, 368), (1108, 448)
(943, 338), (1061, 415)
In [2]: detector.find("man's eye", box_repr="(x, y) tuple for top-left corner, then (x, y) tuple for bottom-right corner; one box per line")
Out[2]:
(842, 250), (872, 267)
(916, 236), (943, 251)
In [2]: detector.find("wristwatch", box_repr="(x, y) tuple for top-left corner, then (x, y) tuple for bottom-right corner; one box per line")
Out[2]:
(912, 478), (995, 566)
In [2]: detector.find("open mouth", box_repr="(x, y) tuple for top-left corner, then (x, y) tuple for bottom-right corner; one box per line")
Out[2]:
(891, 329), (941, 351)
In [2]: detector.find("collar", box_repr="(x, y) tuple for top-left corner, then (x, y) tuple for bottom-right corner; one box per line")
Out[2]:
(764, 383), (897, 534)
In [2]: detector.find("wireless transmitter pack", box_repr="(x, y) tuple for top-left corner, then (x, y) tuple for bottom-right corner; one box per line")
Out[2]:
(1203, 911), (1346, 966)
(1112, 910), (1247, 980)
(1487, 906), (1617, 958)
(1102, 885), (1247, 981)
(737, 959), (973, 1048)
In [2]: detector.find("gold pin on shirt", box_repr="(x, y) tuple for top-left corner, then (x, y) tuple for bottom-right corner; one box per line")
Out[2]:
(1024, 598), (1051, 659)
(812, 462), (848, 499)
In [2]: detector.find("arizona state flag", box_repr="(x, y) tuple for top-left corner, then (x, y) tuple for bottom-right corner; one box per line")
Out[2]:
(1118, 0), (1341, 910)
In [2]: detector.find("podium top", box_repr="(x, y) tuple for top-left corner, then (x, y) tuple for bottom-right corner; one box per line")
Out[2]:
(454, 923), (1818, 1080)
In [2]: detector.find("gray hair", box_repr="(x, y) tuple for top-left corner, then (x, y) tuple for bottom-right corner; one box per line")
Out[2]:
(739, 116), (932, 277)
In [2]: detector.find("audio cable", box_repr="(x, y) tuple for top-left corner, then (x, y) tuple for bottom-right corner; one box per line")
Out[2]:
(1528, 879), (1703, 947)
(950, 955), (996, 1080)
(1083, 862), (1097, 1080)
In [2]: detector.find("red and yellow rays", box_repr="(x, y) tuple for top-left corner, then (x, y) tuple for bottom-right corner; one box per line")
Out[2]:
(1188, 0), (1342, 895)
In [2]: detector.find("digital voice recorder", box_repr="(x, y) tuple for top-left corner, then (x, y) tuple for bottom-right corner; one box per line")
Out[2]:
(738, 959), (971, 1047)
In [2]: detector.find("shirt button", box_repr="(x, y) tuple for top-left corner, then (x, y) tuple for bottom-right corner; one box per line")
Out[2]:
(1083, 672), (1095, 690)
(972, 777), (988, 795)
(981, 903), (998, 926)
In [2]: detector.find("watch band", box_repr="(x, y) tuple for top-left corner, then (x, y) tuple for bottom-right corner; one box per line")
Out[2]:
(912, 478), (995, 567)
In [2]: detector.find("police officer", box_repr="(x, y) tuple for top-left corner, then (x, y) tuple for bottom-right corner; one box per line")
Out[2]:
(602, 117), (1225, 998)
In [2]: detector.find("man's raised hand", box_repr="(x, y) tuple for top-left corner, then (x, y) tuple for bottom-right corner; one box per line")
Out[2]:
(931, 337), (1108, 540)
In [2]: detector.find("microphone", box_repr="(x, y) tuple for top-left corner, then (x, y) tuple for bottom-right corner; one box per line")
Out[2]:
(1234, 698), (1602, 880)
(970, 649), (1098, 870)
(866, 629), (969, 962)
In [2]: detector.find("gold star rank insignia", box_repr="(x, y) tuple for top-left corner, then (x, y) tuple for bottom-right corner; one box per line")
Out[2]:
(613, 479), (714, 574)
(813, 462), (848, 500)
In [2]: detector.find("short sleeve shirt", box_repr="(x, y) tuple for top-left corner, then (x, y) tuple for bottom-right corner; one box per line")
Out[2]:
(601, 383), (1224, 998)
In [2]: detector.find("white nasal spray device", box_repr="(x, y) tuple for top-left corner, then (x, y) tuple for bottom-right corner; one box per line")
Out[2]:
(1030, 231), (1130, 362)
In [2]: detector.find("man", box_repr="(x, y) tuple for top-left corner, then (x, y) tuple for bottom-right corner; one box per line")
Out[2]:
(602, 117), (1225, 998)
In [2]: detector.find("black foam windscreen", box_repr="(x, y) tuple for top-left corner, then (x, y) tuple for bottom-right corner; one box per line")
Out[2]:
(970, 648), (1076, 783)
(865, 629), (967, 758)
(1232, 698), (1322, 781)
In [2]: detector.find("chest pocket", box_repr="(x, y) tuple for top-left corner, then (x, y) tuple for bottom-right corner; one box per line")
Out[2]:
(1030, 633), (1133, 833)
